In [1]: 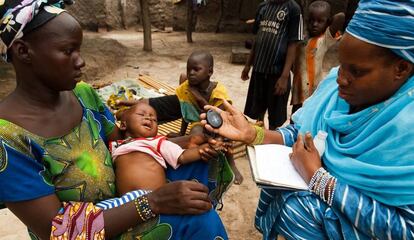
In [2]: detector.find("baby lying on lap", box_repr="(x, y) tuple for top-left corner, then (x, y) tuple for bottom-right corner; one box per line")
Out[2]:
(110, 102), (226, 193)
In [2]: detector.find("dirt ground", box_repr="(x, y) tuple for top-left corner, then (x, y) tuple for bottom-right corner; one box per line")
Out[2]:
(0, 30), (339, 239)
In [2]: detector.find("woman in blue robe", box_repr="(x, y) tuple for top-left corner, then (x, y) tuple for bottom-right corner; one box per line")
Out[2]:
(203, 0), (414, 239)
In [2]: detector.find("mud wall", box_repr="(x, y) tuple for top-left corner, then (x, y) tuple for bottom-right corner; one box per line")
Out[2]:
(172, 0), (262, 32)
(67, 0), (168, 31)
(67, 0), (359, 32)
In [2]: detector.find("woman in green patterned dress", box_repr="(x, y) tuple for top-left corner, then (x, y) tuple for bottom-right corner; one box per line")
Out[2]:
(0, 0), (228, 239)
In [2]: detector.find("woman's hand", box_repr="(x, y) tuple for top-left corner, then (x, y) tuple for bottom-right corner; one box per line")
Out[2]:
(289, 133), (322, 183)
(201, 100), (256, 144)
(147, 181), (212, 215)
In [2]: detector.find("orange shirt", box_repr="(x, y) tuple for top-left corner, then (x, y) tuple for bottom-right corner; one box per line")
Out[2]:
(291, 28), (339, 105)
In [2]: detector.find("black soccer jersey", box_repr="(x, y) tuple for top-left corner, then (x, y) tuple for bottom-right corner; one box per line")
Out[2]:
(253, 0), (303, 74)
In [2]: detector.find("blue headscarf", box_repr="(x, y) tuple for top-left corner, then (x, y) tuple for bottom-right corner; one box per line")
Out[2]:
(346, 0), (414, 63)
(292, 0), (414, 206)
(293, 68), (414, 207)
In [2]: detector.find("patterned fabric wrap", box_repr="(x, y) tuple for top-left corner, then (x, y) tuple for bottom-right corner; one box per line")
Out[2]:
(51, 202), (105, 240)
(0, 0), (72, 61)
(0, 82), (116, 239)
(346, 0), (414, 63)
(175, 80), (232, 123)
(292, 67), (414, 206)
(0, 82), (116, 204)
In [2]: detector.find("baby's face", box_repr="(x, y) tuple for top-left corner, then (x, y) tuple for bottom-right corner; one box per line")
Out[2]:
(124, 104), (158, 138)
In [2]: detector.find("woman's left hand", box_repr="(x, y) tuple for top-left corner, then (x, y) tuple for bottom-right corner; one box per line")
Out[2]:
(289, 133), (322, 183)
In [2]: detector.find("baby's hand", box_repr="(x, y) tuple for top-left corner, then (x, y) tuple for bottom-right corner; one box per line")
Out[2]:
(198, 143), (218, 161)
(208, 137), (232, 153)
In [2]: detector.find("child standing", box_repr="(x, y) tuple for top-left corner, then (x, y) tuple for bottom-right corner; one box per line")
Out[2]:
(291, 1), (345, 114)
(241, 0), (303, 130)
(146, 50), (244, 184)
(111, 102), (216, 192)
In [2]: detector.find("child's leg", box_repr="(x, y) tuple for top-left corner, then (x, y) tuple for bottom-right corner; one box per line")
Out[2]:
(149, 95), (182, 122)
(179, 120), (189, 136)
(268, 74), (291, 130)
(256, 112), (265, 127)
(226, 151), (243, 185)
(291, 103), (302, 115)
(244, 72), (268, 122)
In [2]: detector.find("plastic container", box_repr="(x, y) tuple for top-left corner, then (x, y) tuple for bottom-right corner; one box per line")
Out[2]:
(313, 130), (328, 157)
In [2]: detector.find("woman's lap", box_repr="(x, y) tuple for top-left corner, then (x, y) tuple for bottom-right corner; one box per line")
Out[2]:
(255, 189), (346, 240)
(160, 210), (227, 240)
(166, 160), (209, 185)
(158, 161), (227, 240)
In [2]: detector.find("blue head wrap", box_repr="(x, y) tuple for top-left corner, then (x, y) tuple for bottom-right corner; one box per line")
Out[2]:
(346, 0), (414, 63)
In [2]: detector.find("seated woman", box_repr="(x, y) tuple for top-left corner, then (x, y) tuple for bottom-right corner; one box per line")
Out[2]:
(0, 1), (227, 239)
(202, 0), (414, 239)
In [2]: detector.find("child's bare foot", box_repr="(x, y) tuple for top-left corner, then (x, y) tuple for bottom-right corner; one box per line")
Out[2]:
(255, 120), (264, 127)
(231, 165), (244, 185)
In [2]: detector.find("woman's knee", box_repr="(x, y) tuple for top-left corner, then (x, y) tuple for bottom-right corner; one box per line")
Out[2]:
(185, 209), (227, 239)
(276, 194), (327, 239)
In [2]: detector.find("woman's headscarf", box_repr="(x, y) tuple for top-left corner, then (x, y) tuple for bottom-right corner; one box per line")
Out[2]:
(0, 0), (73, 62)
(292, 0), (414, 206)
(346, 0), (414, 63)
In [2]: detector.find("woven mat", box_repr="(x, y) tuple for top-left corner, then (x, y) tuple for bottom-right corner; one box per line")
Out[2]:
(138, 75), (246, 159)
(94, 74), (247, 159)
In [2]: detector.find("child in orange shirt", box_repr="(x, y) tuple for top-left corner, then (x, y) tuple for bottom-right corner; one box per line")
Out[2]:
(291, 1), (345, 114)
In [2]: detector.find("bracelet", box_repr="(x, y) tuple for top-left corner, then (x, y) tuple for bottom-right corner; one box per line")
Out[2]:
(308, 167), (326, 191)
(250, 125), (265, 145)
(328, 177), (337, 206)
(134, 195), (156, 222)
(318, 173), (330, 202)
(308, 167), (337, 206)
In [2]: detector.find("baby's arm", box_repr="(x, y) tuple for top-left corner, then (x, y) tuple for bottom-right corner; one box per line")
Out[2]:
(178, 143), (211, 164)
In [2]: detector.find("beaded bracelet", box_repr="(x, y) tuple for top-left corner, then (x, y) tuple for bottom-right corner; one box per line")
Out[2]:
(318, 173), (331, 202)
(327, 177), (337, 206)
(308, 167), (326, 191)
(134, 195), (156, 222)
(250, 125), (265, 145)
(308, 167), (337, 206)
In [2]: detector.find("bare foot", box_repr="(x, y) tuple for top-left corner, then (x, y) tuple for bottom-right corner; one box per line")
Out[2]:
(255, 120), (264, 127)
(231, 165), (244, 185)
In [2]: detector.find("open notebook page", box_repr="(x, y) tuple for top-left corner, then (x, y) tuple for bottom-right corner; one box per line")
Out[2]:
(248, 144), (308, 190)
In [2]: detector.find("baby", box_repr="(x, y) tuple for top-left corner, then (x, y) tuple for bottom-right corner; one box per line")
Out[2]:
(110, 102), (215, 193)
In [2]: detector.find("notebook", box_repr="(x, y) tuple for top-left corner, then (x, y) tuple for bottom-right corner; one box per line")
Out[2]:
(246, 144), (308, 190)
